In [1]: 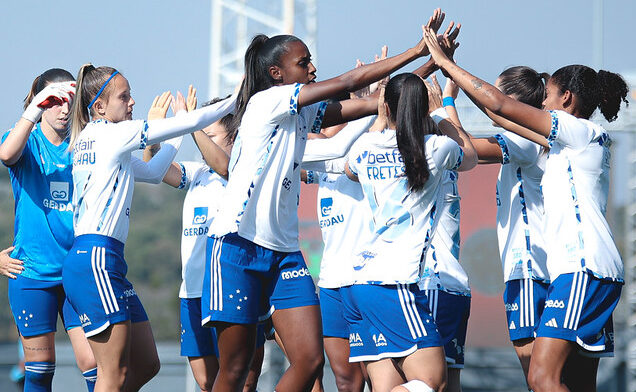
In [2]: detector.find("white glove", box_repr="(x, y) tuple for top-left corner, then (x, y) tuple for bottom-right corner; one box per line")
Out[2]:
(22, 81), (76, 123)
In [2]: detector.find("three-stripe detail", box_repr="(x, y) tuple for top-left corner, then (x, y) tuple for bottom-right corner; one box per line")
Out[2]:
(210, 237), (224, 312)
(90, 246), (120, 315)
(518, 279), (535, 328)
(563, 271), (588, 330)
(397, 284), (427, 340)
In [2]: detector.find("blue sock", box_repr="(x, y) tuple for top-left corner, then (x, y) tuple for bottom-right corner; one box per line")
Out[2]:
(24, 361), (55, 392)
(82, 367), (97, 392)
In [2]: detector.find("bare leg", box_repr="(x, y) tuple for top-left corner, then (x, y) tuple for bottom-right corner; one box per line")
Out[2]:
(397, 347), (447, 392)
(527, 337), (573, 392)
(68, 326), (97, 372)
(364, 359), (404, 392)
(121, 321), (160, 391)
(562, 351), (599, 392)
(324, 337), (365, 392)
(87, 323), (131, 392)
(512, 338), (534, 385)
(189, 356), (220, 392)
(242, 345), (263, 392)
(213, 323), (257, 392)
(272, 305), (324, 392)
(21, 333), (56, 363)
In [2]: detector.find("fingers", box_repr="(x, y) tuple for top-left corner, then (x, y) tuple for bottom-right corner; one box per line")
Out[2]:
(381, 45), (388, 60)
(449, 23), (461, 42)
(151, 95), (160, 108)
(430, 74), (442, 93)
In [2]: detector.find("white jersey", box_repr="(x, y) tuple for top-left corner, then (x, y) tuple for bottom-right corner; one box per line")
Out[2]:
(209, 83), (327, 252)
(493, 131), (549, 283)
(418, 171), (470, 295)
(348, 130), (463, 284)
(72, 120), (179, 243)
(72, 97), (236, 244)
(310, 172), (368, 288)
(178, 162), (226, 298)
(541, 110), (622, 282)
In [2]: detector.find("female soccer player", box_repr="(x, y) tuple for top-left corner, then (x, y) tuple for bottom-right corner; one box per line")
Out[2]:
(0, 68), (98, 392)
(203, 10), (449, 390)
(342, 73), (477, 392)
(423, 27), (628, 392)
(62, 64), (236, 391)
(453, 66), (550, 383)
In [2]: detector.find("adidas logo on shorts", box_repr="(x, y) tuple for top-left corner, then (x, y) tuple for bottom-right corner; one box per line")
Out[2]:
(509, 321), (516, 330)
(545, 300), (565, 309)
(545, 318), (558, 328)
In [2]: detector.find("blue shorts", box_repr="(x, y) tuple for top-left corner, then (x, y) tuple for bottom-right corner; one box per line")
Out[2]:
(62, 235), (148, 337)
(503, 278), (549, 341)
(8, 275), (81, 337)
(319, 287), (349, 339)
(423, 289), (470, 368)
(341, 284), (442, 363)
(202, 233), (319, 326)
(180, 297), (219, 357)
(535, 271), (621, 357)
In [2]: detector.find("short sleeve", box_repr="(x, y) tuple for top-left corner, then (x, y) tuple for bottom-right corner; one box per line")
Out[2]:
(308, 101), (328, 133)
(179, 161), (207, 190)
(495, 131), (541, 167)
(1, 128), (33, 167)
(93, 119), (150, 154)
(347, 137), (366, 176)
(546, 110), (595, 150)
(251, 83), (304, 124)
(430, 135), (463, 171)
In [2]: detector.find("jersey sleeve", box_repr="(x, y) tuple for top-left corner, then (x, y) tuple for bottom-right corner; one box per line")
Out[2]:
(251, 83), (305, 124)
(430, 135), (463, 171)
(178, 161), (208, 190)
(346, 137), (366, 176)
(494, 131), (541, 167)
(96, 119), (151, 154)
(302, 156), (347, 174)
(131, 136), (182, 184)
(546, 110), (595, 150)
(302, 115), (375, 163)
(1, 127), (33, 167)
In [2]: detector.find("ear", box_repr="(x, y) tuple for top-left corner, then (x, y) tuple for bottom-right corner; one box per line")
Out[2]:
(268, 65), (283, 83)
(561, 89), (574, 109)
(94, 99), (107, 116)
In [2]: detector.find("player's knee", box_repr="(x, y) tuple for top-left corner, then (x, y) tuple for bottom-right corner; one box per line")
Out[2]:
(332, 366), (364, 392)
(527, 363), (556, 392)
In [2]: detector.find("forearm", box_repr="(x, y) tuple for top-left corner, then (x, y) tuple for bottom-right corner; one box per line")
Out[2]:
(303, 116), (375, 162)
(413, 58), (438, 79)
(299, 47), (421, 107)
(133, 137), (182, 184)
(0, 118), (35, 165)
(191, 131), (229, 179)
(322, 94), (378, 127)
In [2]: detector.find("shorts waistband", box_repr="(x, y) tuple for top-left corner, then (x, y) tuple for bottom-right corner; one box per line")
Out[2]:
(74, 234), (125, 254)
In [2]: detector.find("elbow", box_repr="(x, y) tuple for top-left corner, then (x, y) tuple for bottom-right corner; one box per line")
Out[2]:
(0, 149), (18, 166)
(460, 149), (479, 171)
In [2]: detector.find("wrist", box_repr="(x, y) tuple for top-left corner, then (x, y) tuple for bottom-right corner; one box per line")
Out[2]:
(442, 97), (456, 108)
(22, 104), (43, 124)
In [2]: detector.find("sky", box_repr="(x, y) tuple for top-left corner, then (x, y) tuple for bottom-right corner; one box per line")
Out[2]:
(1, 0), (635, 161)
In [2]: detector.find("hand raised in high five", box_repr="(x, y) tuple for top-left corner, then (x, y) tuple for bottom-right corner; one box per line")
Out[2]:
(147, 91), (172, 121)
(172, 91), (187, 115)
(186, 85), (197, 112)
(440, 21), (461, 63)
(413, 8), (447, 58)
(424, 74), (444, 114)
(422, 27), (453, 67)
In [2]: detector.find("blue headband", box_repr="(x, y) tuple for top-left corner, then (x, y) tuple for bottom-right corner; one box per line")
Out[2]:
(87, 71), (119, 110)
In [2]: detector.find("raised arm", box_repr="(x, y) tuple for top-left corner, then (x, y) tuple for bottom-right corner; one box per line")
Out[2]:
(298, 8), (449, 110)
(422, 27), (552, 137)
(0, 82), (74, 165)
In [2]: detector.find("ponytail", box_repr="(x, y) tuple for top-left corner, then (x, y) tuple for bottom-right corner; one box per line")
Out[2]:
(597, 70), (629, 122)
(497, 66), (549, 109)
(385, 73), (432, 192)
(232, 34), (303, 132)
(551, 64), (629, 122)
(23, 68), (75, 113)
(69, 64), (118, 149)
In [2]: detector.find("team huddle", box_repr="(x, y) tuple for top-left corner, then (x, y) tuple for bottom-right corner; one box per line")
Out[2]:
(0, 8), (630, 392)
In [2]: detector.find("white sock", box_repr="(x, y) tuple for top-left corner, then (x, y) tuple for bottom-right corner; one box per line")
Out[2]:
(400, 380), (435, 392)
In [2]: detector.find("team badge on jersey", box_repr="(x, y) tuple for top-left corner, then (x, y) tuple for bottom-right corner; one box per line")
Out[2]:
(50, 181), (69, 201)
(193, 207), (208, 225)
(320, 198), (333, 217)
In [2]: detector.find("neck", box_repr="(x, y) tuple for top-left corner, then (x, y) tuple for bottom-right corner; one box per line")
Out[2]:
(39, 122), (67, 146)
